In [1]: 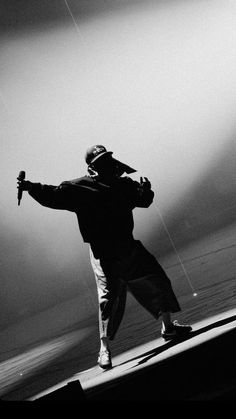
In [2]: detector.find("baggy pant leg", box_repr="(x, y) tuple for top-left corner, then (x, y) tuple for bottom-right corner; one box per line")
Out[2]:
(127, 273), (181, 320)
(89, 248), (127, 340)
(117, 241), (181, 318)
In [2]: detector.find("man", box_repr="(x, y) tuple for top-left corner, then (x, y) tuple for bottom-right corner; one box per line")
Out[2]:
(17, 145), (192, 370)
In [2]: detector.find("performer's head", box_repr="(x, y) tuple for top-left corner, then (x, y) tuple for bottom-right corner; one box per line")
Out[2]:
(85, 145), (136, 181)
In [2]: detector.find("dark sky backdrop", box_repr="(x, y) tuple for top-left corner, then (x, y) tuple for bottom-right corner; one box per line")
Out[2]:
(1, 0), (236, 328)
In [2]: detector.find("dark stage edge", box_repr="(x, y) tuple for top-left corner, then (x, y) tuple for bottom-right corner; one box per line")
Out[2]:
(26, 308), (236, 402)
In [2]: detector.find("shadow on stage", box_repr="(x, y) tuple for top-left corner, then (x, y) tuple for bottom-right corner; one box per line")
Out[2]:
(118, 314), (236, 369)
(1, 311), (236, 402)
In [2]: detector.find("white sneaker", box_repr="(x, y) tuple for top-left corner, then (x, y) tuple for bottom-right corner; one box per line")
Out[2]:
(98, 349), (112, 370)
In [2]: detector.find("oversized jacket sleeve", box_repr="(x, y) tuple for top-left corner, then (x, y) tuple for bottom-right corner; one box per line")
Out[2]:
(28, 180), (96, 211)
(123, 177), (155, 208)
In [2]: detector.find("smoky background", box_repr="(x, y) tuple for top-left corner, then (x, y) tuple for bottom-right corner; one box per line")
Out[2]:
(1, 0), (236, 334)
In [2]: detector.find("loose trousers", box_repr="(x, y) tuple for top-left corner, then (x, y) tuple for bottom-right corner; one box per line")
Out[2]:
(89, 241), (180, 340)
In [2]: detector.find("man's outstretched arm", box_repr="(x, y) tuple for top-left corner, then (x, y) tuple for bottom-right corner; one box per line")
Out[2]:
(17, 179), (76, 211)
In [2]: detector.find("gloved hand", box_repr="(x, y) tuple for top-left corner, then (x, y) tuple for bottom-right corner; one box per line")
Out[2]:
(140, 177), (151, 190)
(17, 178), (32, 191)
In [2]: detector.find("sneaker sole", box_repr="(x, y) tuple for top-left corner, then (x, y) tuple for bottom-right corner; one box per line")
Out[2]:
(98, 363), (112, 370)
(162, 331), (192, 341)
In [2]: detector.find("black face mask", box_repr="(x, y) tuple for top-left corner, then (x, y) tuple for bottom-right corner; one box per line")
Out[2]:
(88, 156), (137, 179)
(88, 161), (119, 183)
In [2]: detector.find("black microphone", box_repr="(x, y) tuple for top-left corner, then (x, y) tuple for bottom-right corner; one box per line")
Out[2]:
(17, 170), (25, 206)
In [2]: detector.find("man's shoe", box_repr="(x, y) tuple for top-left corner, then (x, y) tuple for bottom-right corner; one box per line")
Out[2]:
(161, 320), (192, 341)
(98, 349), (112, 370)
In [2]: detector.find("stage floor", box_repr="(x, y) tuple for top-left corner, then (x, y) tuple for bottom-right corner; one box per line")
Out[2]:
(1, 223), (236, 401)
(23, 308), (236, 401)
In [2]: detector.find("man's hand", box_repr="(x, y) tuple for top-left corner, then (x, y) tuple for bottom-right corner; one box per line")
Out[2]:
(17, 179), (32, 191)
(140, 177), (151, 190)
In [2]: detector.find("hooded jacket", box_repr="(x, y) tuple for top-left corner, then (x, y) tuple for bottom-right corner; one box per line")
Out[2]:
(28, 175), (154, 257)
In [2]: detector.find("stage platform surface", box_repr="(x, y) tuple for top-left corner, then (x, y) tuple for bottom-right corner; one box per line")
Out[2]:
(23, 308), (236, 401)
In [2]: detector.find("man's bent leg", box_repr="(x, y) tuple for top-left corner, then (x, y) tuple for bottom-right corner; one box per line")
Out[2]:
(128, 275), (192, 339)
(128, 272), (181, 319)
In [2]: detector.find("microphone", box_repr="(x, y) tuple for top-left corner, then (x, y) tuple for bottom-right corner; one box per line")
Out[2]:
(17, 170), (26, 206)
